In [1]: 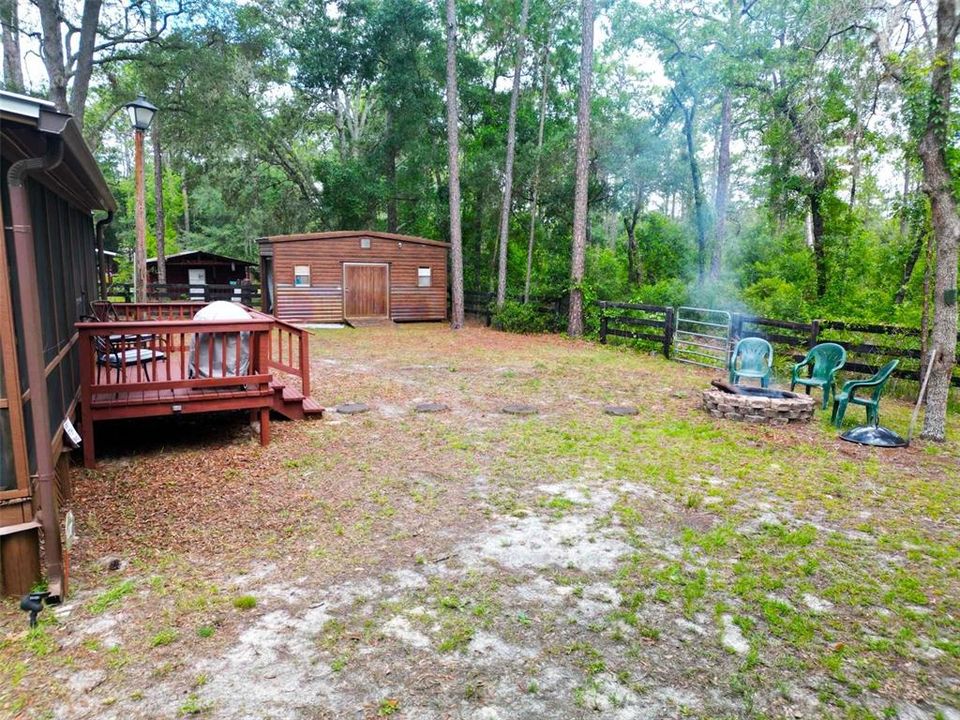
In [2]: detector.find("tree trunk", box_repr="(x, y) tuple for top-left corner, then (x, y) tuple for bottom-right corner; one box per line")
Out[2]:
(524, 45), (550, 305)
(1, 0), (24, 92)
(152, 120), (167, 285)
(36, 0), (69, 112)
(624, 200), (642, 286)
(69, 0), (103, 126)
(710, 89), (732, 279)
(918, 0), (960, 441)
(182, 168), (191, 236)
(567, 0), (595, 337)
(446, 0), (464, 330)
(385, 108), (398, 232)
(900, 160), (911, 238)
(35, 0), (103, 127)
(496, 0), (531, 308)
(810, 191), (827, 298)
(893, 220), (926, 305)
(679, 99), (709, 284)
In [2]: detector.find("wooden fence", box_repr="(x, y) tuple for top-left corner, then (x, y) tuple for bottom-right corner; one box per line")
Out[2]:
(597, 301), (674, 358)
(459, 292), (567, 326)
(597, 301), (960, 388)
(109, 282), (261, 307)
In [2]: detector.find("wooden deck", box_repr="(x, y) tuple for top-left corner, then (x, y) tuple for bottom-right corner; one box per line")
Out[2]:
(78, 303), (321, 468)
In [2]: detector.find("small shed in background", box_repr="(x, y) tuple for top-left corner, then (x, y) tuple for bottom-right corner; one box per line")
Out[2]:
(258, 231), (449, 324)
(147, 250), (255, 288)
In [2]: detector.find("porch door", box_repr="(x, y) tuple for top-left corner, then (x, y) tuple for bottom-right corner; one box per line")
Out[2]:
(343, 263), (389, 318)
(188, 268), (206, 300)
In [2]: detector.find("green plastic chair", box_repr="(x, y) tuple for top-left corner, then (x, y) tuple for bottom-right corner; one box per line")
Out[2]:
(729, 337), (773, 387)
(831, 359), (899, 427)
(791, 342), (847, 410)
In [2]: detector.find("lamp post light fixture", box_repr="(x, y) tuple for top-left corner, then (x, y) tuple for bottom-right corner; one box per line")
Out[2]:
(125, 94), (157, 302)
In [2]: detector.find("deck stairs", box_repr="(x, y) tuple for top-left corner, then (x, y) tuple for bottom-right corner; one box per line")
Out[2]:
(270, 380), (324, 420)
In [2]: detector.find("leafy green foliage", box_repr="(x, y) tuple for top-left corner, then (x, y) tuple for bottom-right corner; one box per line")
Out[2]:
(63, 0), (953, 330)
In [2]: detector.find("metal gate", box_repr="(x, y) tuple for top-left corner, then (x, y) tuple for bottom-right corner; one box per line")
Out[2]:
(673, 306), (731, 369)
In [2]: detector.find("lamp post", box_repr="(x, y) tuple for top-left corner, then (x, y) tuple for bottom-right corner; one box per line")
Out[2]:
(125, 94), (157, 302)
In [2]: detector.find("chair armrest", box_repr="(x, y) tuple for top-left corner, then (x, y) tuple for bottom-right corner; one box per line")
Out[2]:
(840, 377), (879, 393)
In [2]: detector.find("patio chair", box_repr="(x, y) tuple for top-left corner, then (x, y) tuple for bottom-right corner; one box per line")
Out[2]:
(93, 333), (165, 383)
(791, 342), (847, 410)
(729, 337), (773, 387)
(831, 359), (899, 427)
(90, 300), (121, 322)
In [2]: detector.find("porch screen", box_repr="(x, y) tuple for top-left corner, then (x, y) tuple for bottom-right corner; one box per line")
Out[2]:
(0, 355), (11, 489)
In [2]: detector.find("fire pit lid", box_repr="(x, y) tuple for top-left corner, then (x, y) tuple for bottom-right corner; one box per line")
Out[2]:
(839, 425), (908, 448)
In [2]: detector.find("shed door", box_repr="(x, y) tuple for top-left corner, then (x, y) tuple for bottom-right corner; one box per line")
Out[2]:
(344, 263), (389, 318)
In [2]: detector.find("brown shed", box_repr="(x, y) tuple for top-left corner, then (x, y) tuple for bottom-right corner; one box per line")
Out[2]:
(258, 231), (449, 324)
(147, 250), (256, 286)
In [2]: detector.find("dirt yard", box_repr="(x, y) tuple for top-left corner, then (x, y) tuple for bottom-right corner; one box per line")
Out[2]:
(2, 323), (958, 720)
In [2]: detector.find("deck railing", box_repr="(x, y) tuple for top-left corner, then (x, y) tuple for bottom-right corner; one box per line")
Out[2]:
(77, 317), (276, 393)
(93, 300), (206, 322)
(249, 310), (311, 398)
(107, 282), (261, 307)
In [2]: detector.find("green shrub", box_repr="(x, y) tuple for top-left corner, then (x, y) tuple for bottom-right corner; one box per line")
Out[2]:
(492, 300), (551, 334)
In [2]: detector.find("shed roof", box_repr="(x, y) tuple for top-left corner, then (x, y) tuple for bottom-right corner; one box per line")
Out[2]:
(257, 230), (450, 249)
(146, 250), (256, 267)
(0, 90), (117, 213)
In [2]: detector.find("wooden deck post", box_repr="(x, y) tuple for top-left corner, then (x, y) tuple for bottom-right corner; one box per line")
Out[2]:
(808, 319), (821, 350)
(259, 407), (270, 446)
(663, 307), (675, 359)
(78, 331), (96, 469)
(299, 329), (311, 398)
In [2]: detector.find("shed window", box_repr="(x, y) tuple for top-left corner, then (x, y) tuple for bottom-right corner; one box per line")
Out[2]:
(294, 265), (311, 287)
(360, 237), (371, 249)
(418, 267), (432, 288)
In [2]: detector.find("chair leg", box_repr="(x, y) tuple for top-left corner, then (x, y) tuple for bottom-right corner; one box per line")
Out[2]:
(821, 386), (830, 411)
(832, 398), (847, 427)
(761, 375), (769, 389)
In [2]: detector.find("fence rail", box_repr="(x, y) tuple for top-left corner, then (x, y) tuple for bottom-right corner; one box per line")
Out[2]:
(108, 282), (261, 307)
(596, 301), (960, 388)
(597, 301), (673, 358)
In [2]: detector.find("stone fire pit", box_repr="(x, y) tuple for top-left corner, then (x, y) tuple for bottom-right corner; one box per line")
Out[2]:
(702, 384), (815, 425)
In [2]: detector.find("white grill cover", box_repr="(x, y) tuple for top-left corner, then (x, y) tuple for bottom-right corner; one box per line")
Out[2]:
(189, 301), (251, 379)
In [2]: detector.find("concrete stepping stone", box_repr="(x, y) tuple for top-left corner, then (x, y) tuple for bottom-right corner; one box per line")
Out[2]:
(336, 403), (370, 415)
(415, 402), (449, 413)
(603, 404), (639, 416)
(501, 403), (539, 416)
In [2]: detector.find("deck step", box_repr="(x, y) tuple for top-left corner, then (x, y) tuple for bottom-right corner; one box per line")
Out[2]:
(270, 383), (324, 420)
(302, 397), (325, 416)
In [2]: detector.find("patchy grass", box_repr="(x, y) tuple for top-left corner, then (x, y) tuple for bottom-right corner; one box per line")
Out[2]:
(1, 323), (957, 719)
(231, 595), (257, 610)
